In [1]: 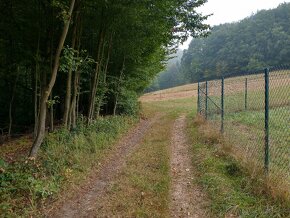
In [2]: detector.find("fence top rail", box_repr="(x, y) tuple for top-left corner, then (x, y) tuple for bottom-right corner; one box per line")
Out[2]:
(197, 64), (290, 83)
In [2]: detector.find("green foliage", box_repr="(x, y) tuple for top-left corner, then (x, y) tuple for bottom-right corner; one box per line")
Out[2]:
(51, 0), (70, 22)
(47, 96), (60, 108)
(0, 0), (210, 133)
(0, 116), (136, 216)
(118, 88), (140, 115)
(181, 3), (290, 81)
(59, 46), (77, 73)
(0, 158), (60, 215)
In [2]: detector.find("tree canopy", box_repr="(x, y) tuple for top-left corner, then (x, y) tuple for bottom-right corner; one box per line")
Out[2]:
(0, 0), (210, 156)
(179, 2), (290, 82)
(147, 3), (290, 91)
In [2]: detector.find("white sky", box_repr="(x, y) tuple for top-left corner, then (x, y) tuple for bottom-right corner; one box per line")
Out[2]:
(179, 0), (290, 49)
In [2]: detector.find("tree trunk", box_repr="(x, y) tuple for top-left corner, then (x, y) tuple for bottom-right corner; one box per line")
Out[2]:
(76, 80), (80, 120)
(49, 93), (54, 132)
(69, 10), (82, 129)
(63, 65), (73, 128)
(103, 33), (113, 83)
(69, 65), (79, 130)
(34, 60), (39, 139)
(69, 70), (80, 129)
(113, 57), (125, 116)
(34, 0), (41, 139)
(29, 0), (76, 157)
(63, 13), (78, 128)
(112, 96), (117, 116)
(88, 26), (105, 124)
(8, 68), (19, 137)
(96, 32), (113, 117)
(95, 34), (107, 117)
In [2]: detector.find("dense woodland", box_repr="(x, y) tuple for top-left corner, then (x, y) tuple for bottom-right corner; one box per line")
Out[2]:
(0, 0), (210, 156)
(148, 2), (290, 90)
(182, 2), (290, 81)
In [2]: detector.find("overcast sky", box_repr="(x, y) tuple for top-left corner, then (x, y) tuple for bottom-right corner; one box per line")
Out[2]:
(179, 0), (290, 49)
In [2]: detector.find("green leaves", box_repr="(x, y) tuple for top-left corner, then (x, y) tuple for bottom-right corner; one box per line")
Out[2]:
(59, 46), (95, 75)
(180, 3), (290, 81)
(59, 46), (77, 73)
(52, 0), (70, 22)
(0, 0), (211, 134)
(47, 96), (60, 108)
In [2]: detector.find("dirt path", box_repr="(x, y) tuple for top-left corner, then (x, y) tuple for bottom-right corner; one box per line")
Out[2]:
(170, 115), (209, 218)
(47, 115), (160, 218)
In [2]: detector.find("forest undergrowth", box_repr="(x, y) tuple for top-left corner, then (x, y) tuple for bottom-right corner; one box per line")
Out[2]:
(0, 116), (137, 217)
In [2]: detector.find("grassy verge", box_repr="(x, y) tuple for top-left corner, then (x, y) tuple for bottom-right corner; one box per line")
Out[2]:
(207, 79), (290, 199)
(210, 106), (290, 198)
(0, 116), (137, 217)
(187, 113), (289, 217)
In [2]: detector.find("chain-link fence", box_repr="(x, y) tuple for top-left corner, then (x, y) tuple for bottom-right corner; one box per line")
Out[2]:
(197, 65), (290, 191)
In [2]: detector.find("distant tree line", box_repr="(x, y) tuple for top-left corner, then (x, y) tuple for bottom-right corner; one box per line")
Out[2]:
(0, 0), (210, 156)
(147, 2), (290, 91)
(146, 49), (186, 92)
(181, 2), (290, 82)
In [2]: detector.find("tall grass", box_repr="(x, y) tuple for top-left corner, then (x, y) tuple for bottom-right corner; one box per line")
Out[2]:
(0, 116), (136, 217)
(205, 77), (290, 201)
(188, 114), (289, 217)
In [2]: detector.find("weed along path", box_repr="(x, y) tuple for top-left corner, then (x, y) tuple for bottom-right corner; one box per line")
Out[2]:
(48, 115), (161, 218)
(170, 115), (209, 218)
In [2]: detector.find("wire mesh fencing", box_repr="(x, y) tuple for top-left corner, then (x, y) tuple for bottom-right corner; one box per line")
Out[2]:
(197, 65), (290, 191)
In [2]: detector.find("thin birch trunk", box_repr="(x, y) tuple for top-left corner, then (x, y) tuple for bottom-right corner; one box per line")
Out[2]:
(69, 70), (80, 129)
(113, 57), (125, 116)
(69, 10), (81, 129)
(96, 32), (113, 117)
(88, 27), (105, 123)
(63, 12), (78, 128)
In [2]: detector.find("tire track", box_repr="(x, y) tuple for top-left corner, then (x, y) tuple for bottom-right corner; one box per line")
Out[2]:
(47, 115), (161, 218)
(170, 115), (209, 218)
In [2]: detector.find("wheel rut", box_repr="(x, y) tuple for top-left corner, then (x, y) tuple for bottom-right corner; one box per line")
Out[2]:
(47, 115), (160, 218)
(169, 115), (209, 218)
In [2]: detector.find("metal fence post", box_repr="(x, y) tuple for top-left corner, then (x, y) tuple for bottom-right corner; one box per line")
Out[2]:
(205, 81), (208, 120)
(197, 82), (200, 114)
(264, 68), (270, 173)
(245, 78), (248, 110)
(221, 77), (224, 133)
